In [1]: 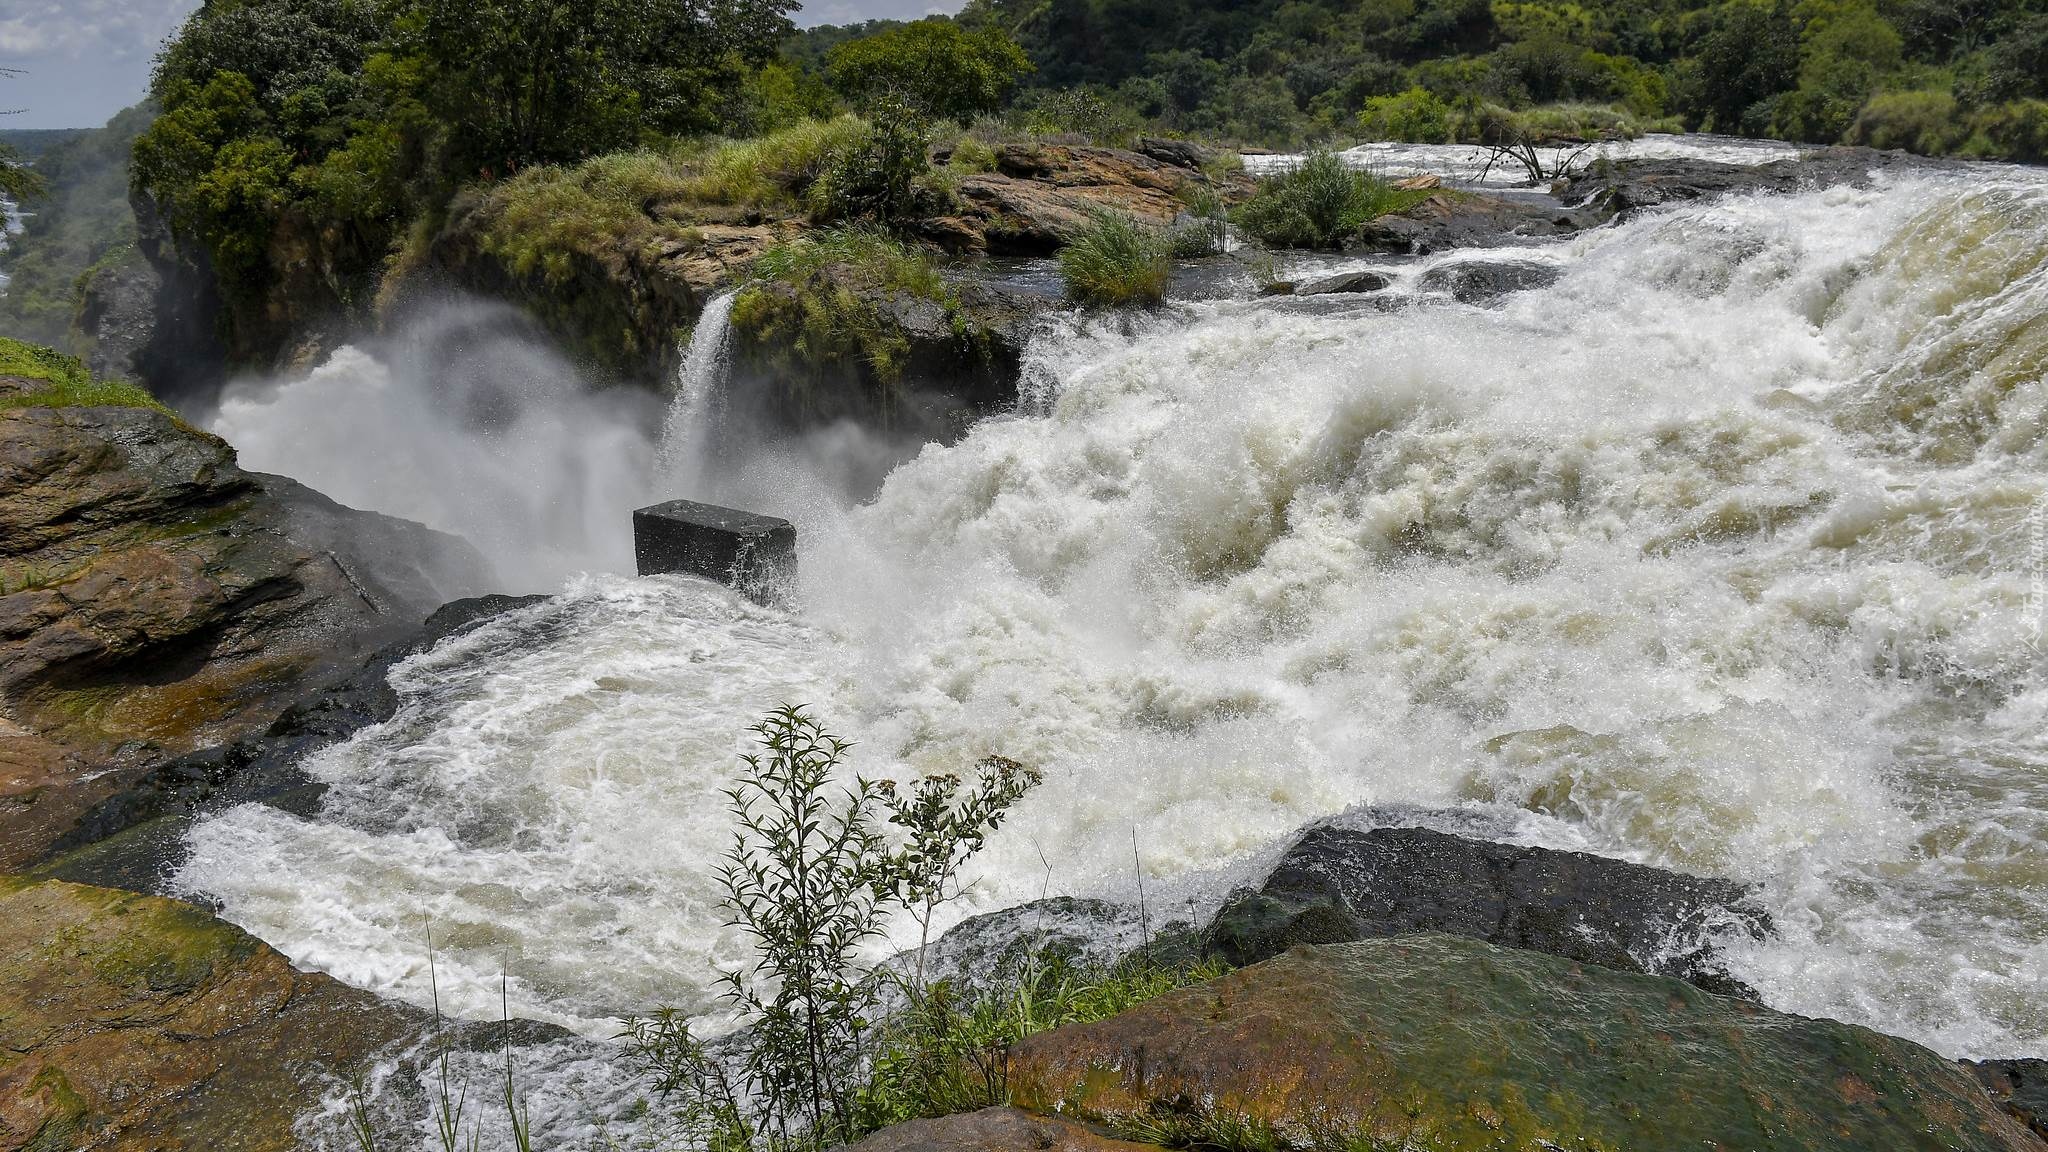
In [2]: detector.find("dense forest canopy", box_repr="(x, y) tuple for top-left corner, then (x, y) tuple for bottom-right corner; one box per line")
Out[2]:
(1, 0), (2022, 373)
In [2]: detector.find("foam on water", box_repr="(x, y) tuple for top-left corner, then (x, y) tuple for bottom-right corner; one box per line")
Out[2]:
(1243, 131), (1801, 186)
(184, 163), (2048, 1107)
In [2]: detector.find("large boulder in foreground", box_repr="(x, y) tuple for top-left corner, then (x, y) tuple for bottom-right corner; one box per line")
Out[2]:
(0, 876), (421, 1152)
(837, 1107), (1153, 1152)
(0, 384), (485, 869)
(1010, 935), (2041, 1152)
(1207, 824), (1766, 996)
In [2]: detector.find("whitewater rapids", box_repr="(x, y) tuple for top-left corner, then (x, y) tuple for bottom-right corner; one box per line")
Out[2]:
(183, 165), (2048, 1081)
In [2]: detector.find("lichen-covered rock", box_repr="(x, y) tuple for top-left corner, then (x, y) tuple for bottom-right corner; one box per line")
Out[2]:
(1969, 1059), (2048, 1140)
(943, 144), (1234, 256)
(0, 404), (485, 868)
(1205, 825), (1765, 996)
(0, 876), (422, 1152)
(835, 1107), (1156, 1152)
(1009, 935), (2038, 1152)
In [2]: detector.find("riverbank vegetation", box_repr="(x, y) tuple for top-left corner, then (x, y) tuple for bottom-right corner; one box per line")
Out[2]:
(0, 337), (167, 412)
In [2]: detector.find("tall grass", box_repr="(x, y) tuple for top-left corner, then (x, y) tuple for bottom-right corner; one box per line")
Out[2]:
(1231, 148), (1431, 250)
(681, 117), (870, 209)
(0, 337), (167, 412)
(1058, 210), (1173, 306)
(730, 228), (954, 383)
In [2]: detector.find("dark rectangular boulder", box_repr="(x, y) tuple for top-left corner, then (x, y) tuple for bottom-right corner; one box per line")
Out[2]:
(632, 499), (796, 601)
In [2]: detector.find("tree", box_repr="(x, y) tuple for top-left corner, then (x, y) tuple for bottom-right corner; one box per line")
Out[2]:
(0, 67), (46, 202)
(1675, 1), (1802, 133)
(827, 20), (1033, 124)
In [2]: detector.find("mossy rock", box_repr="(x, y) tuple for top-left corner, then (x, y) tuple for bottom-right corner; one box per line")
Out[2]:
(1008, 934), (2038, 1152)
(0, 877), (423, 1151)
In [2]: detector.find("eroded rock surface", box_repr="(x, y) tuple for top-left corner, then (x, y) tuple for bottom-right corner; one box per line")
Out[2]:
(936, 143), (1243, 256)
(1009, 935), (2041, 1152)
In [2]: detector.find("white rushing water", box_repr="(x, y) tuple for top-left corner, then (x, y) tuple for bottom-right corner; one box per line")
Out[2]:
(183, 159), (2048, 1111)
(658, 289), (739, 496)
(1243, 131), (1802, 187)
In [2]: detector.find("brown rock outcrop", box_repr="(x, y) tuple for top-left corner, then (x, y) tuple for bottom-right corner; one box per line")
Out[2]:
(939, 143), (1234, 255)
(0, 402), (484, 868)
(835, 1107), (1156, 1152)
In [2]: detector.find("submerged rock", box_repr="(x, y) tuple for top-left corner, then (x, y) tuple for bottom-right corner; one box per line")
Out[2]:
(1417, 258), (1564, 304)
(0, 403), (487, 870)
(1009, 935), (2041, 1152)
(0, 876), (423, 1151)
(1205, 824), (1765, 996)
(1294, 269), (1392, 296)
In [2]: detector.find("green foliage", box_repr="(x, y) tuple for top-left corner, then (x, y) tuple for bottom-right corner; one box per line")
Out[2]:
(731, 227), (952, 382)
(1058, 210), (1173, 306)
(0, 338), (169, 413)
(621, 706), (1041, 1149)
(685, 117), (872, 211)
(131, 0), (800, 356)
(827, 20), (1033, 125)
(0, 104), (154, 351)
(811, 100), (940, 224)
(1358, 87), (1455, 142)
(1232, 148), (1428, 250)
(1012, 87), (1144, 144)
(855, 950), (1232, 1130)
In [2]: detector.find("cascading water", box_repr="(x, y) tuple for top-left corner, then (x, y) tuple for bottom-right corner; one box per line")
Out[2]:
(179, 160), (2048, 1145)
(658, 290), (739, 496)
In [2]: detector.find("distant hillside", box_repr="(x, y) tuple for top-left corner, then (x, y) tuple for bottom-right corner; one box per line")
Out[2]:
(0, 128), (91, 160)
(794, 0), (2048, 157)
(0, 106), (154, 352)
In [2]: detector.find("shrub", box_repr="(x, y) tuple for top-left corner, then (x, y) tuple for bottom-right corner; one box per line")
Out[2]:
(0, 338), (168, 413)
(1358, 87), (1455, 142)
(811, 100), (939, 224)
(1058, 210), (1174, 306)
(1966, 99), (2048, 164)
(621, 706), (1041, 1149)
(1014, 87), (1143, 145)
(1231, 148), (1429, 250)
(1844, 89), (1970, 155)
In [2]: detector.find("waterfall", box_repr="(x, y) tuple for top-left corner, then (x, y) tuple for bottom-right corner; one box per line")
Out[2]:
(658, 290), (739, 496)
(183, 160), (2048, 1079)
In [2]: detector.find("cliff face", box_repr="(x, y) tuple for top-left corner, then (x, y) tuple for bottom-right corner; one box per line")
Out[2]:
(0, 382), (485, 870)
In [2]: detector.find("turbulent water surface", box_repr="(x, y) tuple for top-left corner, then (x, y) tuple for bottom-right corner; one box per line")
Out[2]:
(183, 154), (2048, 1130)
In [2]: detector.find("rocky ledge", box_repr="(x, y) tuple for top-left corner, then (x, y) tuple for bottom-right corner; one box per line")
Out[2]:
(1000, 936), (2040, 1152)
(0, 384), (486, 870)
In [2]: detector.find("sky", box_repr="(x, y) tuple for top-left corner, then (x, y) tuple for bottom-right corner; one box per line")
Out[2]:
(0, 0), (958, 130)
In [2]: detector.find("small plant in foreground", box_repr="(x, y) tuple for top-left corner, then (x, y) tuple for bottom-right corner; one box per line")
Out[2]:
(623, 706), (1040, 1150)
(1231, 148), (1430, 250)
(1058, 209), (1173, 307)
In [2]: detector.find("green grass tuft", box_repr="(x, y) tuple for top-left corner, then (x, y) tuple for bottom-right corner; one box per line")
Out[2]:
(0, 337), (168, 412)
(1058, 210), (1173, 307)
(1231, 148), (1431, 250)
(730, 226), (954, 383)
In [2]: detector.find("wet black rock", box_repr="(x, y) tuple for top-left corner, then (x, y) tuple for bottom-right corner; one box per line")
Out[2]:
(1968, 1059), (2048, 1140)
(1355, 191), (1599, 254)
(633, 498), (796, 600)
(1295, 269), (1393, 296)
(1205, 823), (1769, 997)
(1135, 137), (1212, 171)
(1418, 258), (1563, 304)
(1559, 146), (1948, 220)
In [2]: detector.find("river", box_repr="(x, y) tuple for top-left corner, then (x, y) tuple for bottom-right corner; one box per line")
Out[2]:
(180, 145), (2048, 1144)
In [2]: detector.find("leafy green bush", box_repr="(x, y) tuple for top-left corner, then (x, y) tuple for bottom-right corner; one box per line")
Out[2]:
(1358, 87), (1455, 142)
(827, 20), (1032, 125)
(1058, 210), (1173, 306)
(1231, 148), (1429, 250)
(0, 338), (169, 413)
(1967, 99), (2048, 163)
(811, 100), (939, 224)
(1844, 89), (1971, 154)
(621, 707), (1040, 1149)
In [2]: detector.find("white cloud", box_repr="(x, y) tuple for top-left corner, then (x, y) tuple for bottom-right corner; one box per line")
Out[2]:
(0, 0), (197, 126)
